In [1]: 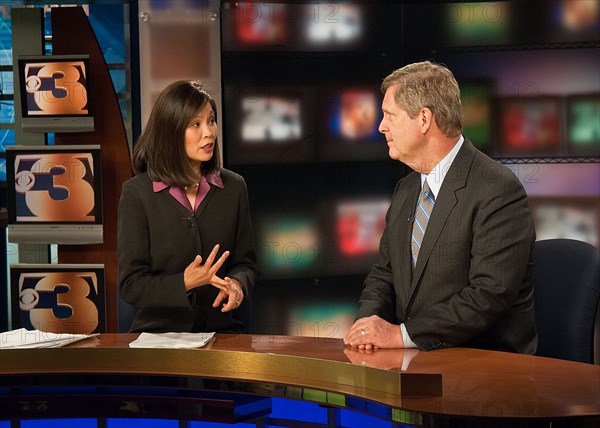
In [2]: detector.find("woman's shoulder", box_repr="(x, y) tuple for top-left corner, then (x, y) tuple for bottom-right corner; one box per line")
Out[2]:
(218, 168), (246, 185)
(123, 172), (152, 190)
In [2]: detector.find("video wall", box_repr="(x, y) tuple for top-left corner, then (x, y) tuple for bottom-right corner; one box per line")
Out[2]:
(222, 1), (599, 286)
(222, 2), (406, 283)
(459, 82), (599, 158)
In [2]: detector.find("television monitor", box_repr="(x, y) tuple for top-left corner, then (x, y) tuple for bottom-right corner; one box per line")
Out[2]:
(287, 302), (356, 338)
(235, 3), (288, 46)
(530, 196), (599, 248)
(547, 0), (600, 43)
(17, 54), (94, 133)
(336, 198), (388, 257)
(498, 97), (562, 156)
(320, 197), (389, 276)
(300, 3), (365, 50)
(443, 1), (513, 47)
(5, 144), (103, 244)
(319, 86), (385, 161)
(459, 80), (496, 155)
(221, 2), (290, 50)
(10, 263), (106, 334)
(222, 3), (374, 52)
(256, 214), (321, 279)
(225, 85), (314, 164)
(566, 94), (600, 156)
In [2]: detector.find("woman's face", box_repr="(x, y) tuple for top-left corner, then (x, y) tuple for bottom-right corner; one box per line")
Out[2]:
(185, 102), (217, 168)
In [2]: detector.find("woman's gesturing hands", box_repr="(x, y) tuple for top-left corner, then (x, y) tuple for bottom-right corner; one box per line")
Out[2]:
(183, 244), (244, 313)
(184, 244), (231, 292)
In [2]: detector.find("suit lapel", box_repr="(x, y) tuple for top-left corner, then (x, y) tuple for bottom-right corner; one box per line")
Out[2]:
(195, 185), (216, 218)
(408, 140), (477, 297)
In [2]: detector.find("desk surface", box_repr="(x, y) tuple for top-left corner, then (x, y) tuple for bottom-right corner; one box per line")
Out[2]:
(1, 333), (599, 425)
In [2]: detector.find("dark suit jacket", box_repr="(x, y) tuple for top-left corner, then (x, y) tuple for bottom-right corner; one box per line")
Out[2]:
(117, 168), (259, 333)
(356, 139), (537, 353)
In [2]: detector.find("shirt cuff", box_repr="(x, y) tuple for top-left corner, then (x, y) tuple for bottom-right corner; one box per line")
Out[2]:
(400, 323), (418, 349)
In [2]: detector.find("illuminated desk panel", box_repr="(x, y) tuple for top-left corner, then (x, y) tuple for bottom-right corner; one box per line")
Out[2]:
(1, 334), (599, 427)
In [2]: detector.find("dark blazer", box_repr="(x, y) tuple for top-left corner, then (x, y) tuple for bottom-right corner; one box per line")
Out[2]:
(117, 168), (259, 333)
(356, 139), (537, 353)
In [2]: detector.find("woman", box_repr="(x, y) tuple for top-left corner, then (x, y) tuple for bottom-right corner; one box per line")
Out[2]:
(117, 80), (259, 333)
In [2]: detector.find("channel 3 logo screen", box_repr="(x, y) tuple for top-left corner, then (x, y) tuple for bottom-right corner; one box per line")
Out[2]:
(14, 152), (96, 222)
(23, 60), (89, 116)
(16, 270), (105, 334)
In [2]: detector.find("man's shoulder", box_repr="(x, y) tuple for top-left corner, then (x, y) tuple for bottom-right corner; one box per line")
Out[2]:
(471, 150), (523, 187)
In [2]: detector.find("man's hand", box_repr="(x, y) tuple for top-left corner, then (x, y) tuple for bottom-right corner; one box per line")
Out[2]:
(343, 315), (404, 350)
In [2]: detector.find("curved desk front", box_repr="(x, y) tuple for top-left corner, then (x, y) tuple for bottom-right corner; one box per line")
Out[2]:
(1, 334), (599, 427)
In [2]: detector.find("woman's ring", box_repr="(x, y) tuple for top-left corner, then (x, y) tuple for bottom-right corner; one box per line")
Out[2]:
(361, 329), (366, 336)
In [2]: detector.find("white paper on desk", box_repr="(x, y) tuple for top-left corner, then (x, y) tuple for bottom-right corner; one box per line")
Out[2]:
(129, 332), (215, 349)
(0, 328), (98, 349)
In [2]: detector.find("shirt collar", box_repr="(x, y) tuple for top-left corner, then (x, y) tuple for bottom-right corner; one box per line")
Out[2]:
(422, 135), (464, 199)
(152, 170), (224, 192)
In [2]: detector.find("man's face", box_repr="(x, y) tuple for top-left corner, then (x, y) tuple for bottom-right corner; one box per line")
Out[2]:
(378, 85), (423, 169)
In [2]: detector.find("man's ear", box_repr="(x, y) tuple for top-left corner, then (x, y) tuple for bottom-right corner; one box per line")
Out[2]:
(419, 108), (433, 134)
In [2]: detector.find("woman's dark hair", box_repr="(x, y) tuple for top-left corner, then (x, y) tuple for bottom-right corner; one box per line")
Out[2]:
(131, 80), (221, 187)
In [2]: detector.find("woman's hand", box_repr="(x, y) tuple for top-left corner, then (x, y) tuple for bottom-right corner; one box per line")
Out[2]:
(184, 244), (231, 292)
(212, 277), (244, 312)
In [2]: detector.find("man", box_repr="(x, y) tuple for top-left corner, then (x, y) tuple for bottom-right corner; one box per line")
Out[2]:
(344, 61), (537, 354)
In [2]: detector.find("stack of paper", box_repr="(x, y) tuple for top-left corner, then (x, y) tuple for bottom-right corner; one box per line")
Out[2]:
(129, 332), (215, 349)
(0, 328), (98, 349)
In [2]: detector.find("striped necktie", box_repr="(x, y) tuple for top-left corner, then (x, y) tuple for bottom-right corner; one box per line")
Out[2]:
(411, 180), (435, 267)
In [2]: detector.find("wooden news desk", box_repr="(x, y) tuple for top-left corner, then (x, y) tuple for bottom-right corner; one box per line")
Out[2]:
(1, 333), (599, 427)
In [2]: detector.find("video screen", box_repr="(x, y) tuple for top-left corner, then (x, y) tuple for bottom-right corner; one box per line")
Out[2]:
(336, 198), (389, 257)
(566, 94), (600, 156)
(222, 3), (370, 51)
(287, 302), (357, 339)
(444, 1), (513, 46)
(319, 86), (385, 161)
(226, 85), (314, 164)
(547, 0), (600, 42)
(241, 95), (302, 143)
(300, 3), (364, 50)
(314, 197), (389, 277)
(10, 263), (106, 334)
(18, 55), (94, 132)
(236, 3), (288, 46)
(498, 97), (562, 156)
(328, 88), (380, 140)
(256, 215), (320, 279)
(531, 197), (599, 248)
(5, 145), (103, 244)
(460, 80), (496, 155)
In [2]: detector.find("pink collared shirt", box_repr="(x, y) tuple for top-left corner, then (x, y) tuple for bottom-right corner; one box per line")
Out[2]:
(152, 171), (224, 212)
